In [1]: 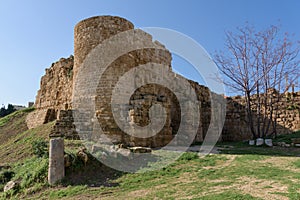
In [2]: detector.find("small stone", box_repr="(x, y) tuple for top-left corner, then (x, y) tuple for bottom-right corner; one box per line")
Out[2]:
(64, 154), (72, 167)
(4, 181), (19, 192)
(276, 142), (286, 147)
(256, 138), (264, 146)
(292, 138), (300, 144)
(264, 139), (273, 147)
(117, 148), (132, 159)
(77, 150), (88, 165)
(129, 146), (152, 153)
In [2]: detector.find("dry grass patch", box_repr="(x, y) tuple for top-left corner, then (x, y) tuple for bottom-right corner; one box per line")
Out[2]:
(258, 156), (300, 173)
(200, 176), (289, 200)
(237, 176), (289, 200)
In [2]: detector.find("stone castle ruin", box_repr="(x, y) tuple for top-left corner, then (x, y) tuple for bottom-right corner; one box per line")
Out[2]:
(26, 16), (300, 147)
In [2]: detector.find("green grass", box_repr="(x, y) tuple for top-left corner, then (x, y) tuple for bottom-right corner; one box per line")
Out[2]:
(220, 146), (300, 157)
(25, 151), (299, 200)
(273, 131), (300, 143)
(1, 150), (300, 200)
(48, 185), (88, 199)
(201, 191), (263, 200)
(218, 131), (300, 157)
(0, 157), (49, 199)
(0, 108), (53, 199)
(0, 107), (34, 127)
(1, 110), (300, 199)
(293, 159), (300, 168)
(0, 121), (54, 164)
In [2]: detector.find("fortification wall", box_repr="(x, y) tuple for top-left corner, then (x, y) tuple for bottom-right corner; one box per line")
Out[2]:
(26, 56), (74, 128)
(26, 108), (56, 129)
(222, 91), (300, 141)
(93, 48), (176, 147)
(35, 56), (74, 111)
(27, 15), (300, 146)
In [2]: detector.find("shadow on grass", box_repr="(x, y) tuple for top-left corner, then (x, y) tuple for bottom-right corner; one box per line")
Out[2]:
(62, 152), (160, 187)
(213, 131), (300, 157)
(62, 157), (123, 187)
(218, 145), (300, 157)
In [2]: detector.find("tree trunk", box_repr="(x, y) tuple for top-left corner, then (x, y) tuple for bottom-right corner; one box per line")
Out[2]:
(246, 91), (257, 139)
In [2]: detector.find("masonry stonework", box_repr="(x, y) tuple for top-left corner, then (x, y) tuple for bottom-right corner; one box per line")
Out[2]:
(222, 91), (300, 141)
(35, 56), (74, 111)
(74, 16), (134, 82)
(26, 56), (74, 129)
(27, 15), (300, 146)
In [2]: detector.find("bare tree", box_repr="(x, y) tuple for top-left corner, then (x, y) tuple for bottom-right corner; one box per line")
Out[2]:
(215, 24), (300, 139)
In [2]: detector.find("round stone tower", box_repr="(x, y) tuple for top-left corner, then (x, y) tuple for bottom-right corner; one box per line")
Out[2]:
(73, 15), (179, 147)
(74, 16), (134, 81)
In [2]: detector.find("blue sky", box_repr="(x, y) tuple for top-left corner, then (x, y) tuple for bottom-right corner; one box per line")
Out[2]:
(0, 0), (299, 106)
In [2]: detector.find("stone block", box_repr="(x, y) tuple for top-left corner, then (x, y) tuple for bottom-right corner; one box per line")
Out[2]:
(48, 138), (65, 185)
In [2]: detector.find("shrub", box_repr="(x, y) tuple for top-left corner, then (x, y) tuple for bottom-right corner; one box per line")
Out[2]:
(13, 157), (49, 190)
(0, 104), (16, 118)
(32, 139), (48, 158)
(0, 170), (14, 184)
(178, 152), (199, 161)
(0, 157), (49, 198)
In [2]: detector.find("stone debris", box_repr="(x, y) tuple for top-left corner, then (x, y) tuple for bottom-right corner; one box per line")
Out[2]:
(3, 180), (19, 192)
(256, 138), (264, 146)
(291, 138), (300, 144)
(274, 142), (292, 148)
(117, 148), (133, 159)
(264, 139), (273, 147)
(77, 147), (88, 166)
(91, 144), (134, 159)
(64, 154), (72, 168)
(129, 146), (152, 153)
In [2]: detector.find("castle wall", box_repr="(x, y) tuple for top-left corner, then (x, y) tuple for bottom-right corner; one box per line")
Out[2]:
(26, 108), (56, 129)
(26, 56), (74, 128)
(35, 56), (74, 111)
(27, 15), (300, 146)
(93, 47), (176, 147)
(222, 91), (300, 141)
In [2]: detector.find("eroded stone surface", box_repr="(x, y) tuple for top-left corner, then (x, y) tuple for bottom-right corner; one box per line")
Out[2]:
(48, 138), (65, 185)
(27, 16), (300, 147)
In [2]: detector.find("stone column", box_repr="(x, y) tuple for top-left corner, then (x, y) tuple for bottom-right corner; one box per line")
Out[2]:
(48, 137), (65, 185)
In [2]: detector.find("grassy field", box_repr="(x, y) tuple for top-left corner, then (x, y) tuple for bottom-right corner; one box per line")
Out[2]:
(0, 109), (300, 199)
